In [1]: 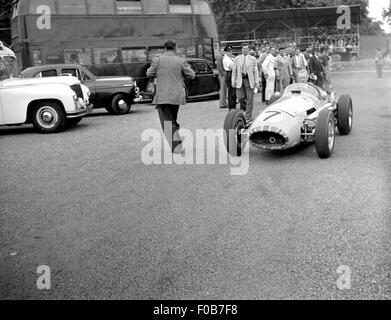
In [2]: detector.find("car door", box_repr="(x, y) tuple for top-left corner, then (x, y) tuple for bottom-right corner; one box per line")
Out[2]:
(187, 61), (218, 97)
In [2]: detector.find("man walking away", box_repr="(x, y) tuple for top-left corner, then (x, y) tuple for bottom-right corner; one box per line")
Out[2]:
(223, 46), (237, 110)
(232, 43), (260, 122)
(216, 48), (228, 108)
(146, 39), (195, 153)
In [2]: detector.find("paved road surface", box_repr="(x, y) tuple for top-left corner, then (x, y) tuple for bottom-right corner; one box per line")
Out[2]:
(1, 73), (390, 299)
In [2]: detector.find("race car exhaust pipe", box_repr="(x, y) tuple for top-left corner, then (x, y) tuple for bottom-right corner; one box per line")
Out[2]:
(250, 131), (287, 148)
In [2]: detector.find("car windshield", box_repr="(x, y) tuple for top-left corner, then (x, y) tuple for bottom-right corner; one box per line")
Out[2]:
(0, 56), (21, 80)
(284, 83), (320, 98)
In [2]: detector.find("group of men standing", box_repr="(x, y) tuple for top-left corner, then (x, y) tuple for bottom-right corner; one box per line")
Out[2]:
(217, 43), (333, 118)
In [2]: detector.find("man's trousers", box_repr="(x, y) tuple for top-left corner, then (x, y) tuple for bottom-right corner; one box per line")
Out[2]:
(219, 74), (228, 107)
(236, 78), (254, 121)
(156, 104), (181, 151)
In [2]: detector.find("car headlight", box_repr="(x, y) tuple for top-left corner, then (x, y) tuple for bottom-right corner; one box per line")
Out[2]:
(78, 97), (86, 108)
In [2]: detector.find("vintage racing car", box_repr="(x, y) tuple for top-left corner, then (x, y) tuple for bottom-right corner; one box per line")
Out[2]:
(224, 83), (353, 159)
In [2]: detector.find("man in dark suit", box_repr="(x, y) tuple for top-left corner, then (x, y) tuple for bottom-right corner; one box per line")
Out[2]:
(308, 49), (324, 88)
(216, 49), (228, 109)
(146, 39), (195, 153)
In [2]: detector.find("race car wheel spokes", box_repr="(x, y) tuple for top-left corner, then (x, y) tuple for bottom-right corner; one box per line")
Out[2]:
(32, 101), (66, 133)
(315, 108), (335, 159)
(337, 94), (353, 135)
(224, 109), (246, 157)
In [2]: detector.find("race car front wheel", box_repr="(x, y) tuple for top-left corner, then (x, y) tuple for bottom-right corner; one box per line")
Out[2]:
(337, 95), (353, 135)
(224, 109), (246, 157)
(315, 108), (336, 159)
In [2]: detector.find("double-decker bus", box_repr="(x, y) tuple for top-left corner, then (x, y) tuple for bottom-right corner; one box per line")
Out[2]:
(10, 0), (219, 92)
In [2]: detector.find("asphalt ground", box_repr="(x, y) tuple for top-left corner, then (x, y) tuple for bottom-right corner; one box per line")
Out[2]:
(0, 72), (390, 299)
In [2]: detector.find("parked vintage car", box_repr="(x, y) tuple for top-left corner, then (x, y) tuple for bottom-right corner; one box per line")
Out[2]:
(22, 64), (136, 115)
(0, 76), (92, 133)
(142, 58), (220, 101)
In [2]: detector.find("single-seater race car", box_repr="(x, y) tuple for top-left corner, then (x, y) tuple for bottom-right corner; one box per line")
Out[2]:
(223, 83), (353, 158)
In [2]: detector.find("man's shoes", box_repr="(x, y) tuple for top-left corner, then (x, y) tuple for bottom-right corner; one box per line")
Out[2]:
(172, 143), (184, 155)
(219, 105), (228, 109)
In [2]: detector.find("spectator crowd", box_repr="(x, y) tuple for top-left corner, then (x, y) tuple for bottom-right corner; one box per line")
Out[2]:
(216, 42), (333, 111)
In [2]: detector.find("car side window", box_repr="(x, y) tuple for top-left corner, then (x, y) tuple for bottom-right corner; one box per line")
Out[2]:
(61, 68), (78, 78)
(41, 69), (57, 77)
(81, 71), (90, 81)
(192, 62), (211, 74)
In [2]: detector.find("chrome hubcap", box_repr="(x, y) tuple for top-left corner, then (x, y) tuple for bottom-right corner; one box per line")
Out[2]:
(37, 107), (58, 128)
(117, 99), (128, 111)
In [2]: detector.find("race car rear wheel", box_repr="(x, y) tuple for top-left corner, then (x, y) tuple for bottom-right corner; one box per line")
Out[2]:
(224, 109), (246, 157)
(315, 108), (336, 159)
(337, 94), (353, 135)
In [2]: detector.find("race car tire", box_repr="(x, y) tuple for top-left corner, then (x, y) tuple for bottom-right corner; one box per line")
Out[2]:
(315, 108), (336, 159)
(223, 109), (246, 157)
(66, 117), (83, 128)
(337, 94), (353, 135)
(31, 101), (66, 133)
(111, 94), (131, 115)
(268, 92), (281, 105)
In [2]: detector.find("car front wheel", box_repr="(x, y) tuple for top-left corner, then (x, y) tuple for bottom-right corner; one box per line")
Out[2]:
(31, 101), (66, 133)
(223, 109), (247, 157)
(111, 94), (131, 114)
(315, 108), (336, 159)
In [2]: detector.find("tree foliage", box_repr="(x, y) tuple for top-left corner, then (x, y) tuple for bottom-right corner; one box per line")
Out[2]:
(0, 0), (12, 45)
(210, 0), (382, 37)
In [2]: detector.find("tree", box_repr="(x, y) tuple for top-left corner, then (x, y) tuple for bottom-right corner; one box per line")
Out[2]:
(0, 0), (12, 45)
(383, 0), (391, 28)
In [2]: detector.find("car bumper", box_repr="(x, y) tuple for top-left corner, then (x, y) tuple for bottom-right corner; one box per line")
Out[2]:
(67, 103), (93, 119)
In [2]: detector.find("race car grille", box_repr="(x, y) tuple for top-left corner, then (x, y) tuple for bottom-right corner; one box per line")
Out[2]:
(71, 84), (83, 99)
(250, 131), (287, 147)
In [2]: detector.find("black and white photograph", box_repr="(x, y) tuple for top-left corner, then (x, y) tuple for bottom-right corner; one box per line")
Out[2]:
(0, 0), (390, 306)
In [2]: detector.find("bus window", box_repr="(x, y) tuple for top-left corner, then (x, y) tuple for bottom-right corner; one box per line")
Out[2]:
(58, 0), (87, 14)
(86, 0), (115, 14)
(116, 0), (142, 14)
(29, 0), (56, 14)
(192, 0), (211, 14)
(169, 0), (192, 14)
(32, 50), (42, 66)
(143, 0), (168, 14)
(121, 48), (147, 63)
(147, 47), (164, 60)
(94, 48), (120, 64)
(41, 70), (57, 77)
(64, 49), (92, 65)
